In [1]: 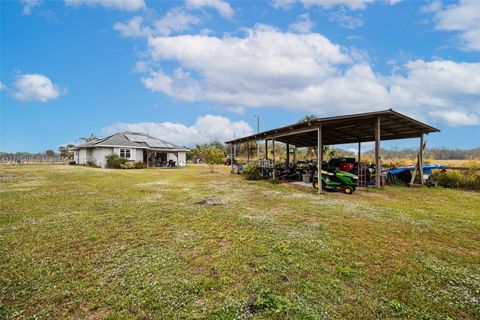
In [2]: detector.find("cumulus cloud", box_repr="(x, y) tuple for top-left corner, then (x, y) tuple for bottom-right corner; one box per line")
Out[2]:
(272, 0), (399, 10)
(102, 115), (253, 146)
(114, 16), (151, 38)
(154, 8), (201, 36)
(64, 0), (145, 11)
(430, 0), (480, 51)
(114, 8), (200, 38)
(289, 13), (315, 33)
(135, 24), (480, 126)
(428, 110), (480, 126)
(20, 0), (41, 15)
(12, 73), (64, 102)
(388, 60), (480, 109)
(185, 0), (234, 18)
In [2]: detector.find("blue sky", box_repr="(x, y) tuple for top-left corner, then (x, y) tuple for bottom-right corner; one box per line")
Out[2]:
(1, 0), (479, 152)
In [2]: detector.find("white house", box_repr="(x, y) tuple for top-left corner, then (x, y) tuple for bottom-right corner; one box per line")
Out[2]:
(73, 131), (189, 168)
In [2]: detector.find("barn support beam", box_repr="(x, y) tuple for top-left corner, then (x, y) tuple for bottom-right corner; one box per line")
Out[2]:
(419, 133), (424, 186)
(357, 141), (361, 179)
(230, 143), (234, 174)
(286, 143), (290, 166)
(272, 138), (276, 180)
(317, 126), (323, 194)
(358, 142), (361, 164)
(375, 117), (381, 188)
(265, 140), (268, 160)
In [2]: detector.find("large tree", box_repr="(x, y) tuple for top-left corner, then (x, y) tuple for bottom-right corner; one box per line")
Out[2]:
(199, 146), (224, 172)
(58, 144), (75, 159)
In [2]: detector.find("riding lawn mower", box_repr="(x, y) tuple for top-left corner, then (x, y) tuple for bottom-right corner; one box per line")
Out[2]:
(313, 169), (358, 194)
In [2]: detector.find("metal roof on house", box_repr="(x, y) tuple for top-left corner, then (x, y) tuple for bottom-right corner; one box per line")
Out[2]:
(226, 109), (440, 147)
(74, 132), (189, 151)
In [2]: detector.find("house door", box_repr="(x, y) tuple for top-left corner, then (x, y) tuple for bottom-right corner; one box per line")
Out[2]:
(143, 150), (148, 164)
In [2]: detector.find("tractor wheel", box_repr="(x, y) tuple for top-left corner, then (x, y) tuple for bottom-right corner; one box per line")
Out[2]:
(343, 186), (354, 194)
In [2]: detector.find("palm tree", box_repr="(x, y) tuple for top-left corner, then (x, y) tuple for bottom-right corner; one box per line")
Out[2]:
(80, 133), (98, 143)
(297, 114), (336, 161)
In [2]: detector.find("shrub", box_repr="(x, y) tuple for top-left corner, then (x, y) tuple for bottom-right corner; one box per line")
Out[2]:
(86, 160), (100, 168)
(134, 161), (145, 169)
(105, 154), (127, 169)
(242, 163), (262, 180)
(431, 169), (480, 190)
(199, 146), (225, 172)
(120, 162), (136, 169)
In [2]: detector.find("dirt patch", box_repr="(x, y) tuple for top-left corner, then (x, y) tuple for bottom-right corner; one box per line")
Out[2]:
(261, 190), (283, 196)
(134, 181), (171, 187)
(195, 196), (226, 206)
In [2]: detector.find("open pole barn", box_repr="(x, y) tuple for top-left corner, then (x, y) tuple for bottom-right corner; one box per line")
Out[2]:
(225, 109), (440, 193)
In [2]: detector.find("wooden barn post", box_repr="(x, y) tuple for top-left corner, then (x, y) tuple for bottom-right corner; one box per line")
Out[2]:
(272, 138), (276, 180)
(265, 140), (268, 160)
(230, 143), (234, 174)
(286, 143), (290, 166)
(419, 133), (424, 186)
(375, 116), (381, 188)
(317, 126), (323, 194)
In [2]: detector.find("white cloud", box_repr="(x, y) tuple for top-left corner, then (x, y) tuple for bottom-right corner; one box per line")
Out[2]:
(272, 0), (399, 10)
(330, 9), (364, 29)
(21, 0), (41, 15)
(428, 110), (480, 126)
(114, 16), (151, 38)
(154, 8), (201, 36)
(102, 115), (253, 146)
(420, 0), (441, 13)
(143, 24), (352, 106)
(132, 60), (152, 73)
(12, 73), (64, 102)
(113, 9), (200, 38)
(0, 82), (6, 91)
(185, 0), (234, 18)
(302, 0), (375, 10)
(389, 60), (480, 107)
(136, 25), (480, 126)
(64, 0), (145, 11)
(271, 0), (296, 9)
(289, 13), (315, 33)
(432, 0), (480, 51)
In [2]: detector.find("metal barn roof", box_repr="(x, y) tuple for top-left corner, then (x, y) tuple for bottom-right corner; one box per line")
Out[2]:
(226, 109), (440, 147)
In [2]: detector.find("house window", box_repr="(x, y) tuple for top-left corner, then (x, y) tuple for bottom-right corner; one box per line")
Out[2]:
(120, 148), (131, 158)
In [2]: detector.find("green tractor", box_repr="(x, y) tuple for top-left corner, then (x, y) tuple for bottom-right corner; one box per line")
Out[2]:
(313, 170), (358, 194)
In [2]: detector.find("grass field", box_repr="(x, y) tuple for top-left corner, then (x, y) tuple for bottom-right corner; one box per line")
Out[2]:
(1, 165), (479, 319)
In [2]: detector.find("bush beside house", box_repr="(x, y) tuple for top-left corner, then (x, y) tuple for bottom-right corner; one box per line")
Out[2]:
(105, 154), (144, 169)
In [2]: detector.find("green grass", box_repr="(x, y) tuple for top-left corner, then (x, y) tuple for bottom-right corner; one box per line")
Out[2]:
(1, 165), (479, 319)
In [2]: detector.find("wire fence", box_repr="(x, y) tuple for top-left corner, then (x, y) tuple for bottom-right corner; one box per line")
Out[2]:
(0, 157), (74, 165)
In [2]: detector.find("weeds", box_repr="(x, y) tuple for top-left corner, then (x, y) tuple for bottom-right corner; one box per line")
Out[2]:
(0, 164), (479, 319)
(431, 169), (480, 190)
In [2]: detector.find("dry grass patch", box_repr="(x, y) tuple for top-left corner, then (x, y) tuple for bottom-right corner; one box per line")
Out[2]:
(0, 164), (479, 319)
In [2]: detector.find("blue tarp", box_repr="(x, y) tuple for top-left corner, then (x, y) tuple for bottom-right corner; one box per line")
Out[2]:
(388, 164), (447, 175)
